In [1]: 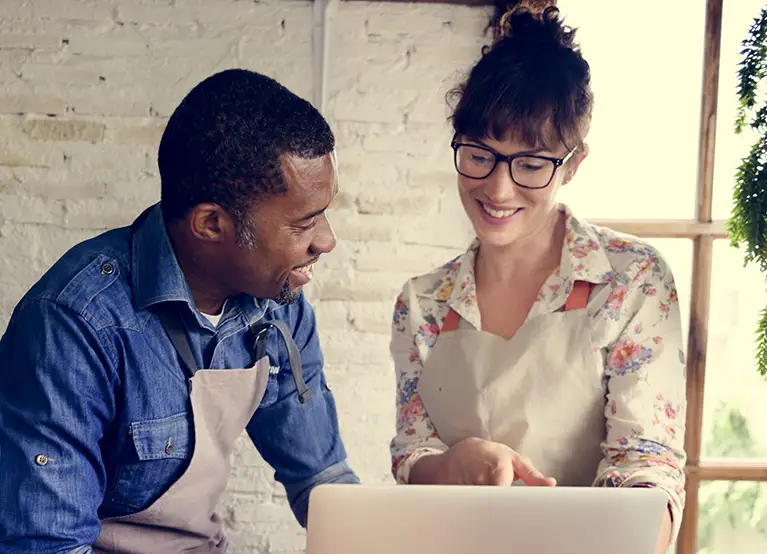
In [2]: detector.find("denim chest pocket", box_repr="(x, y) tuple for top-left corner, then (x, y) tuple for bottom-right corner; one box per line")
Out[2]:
(257, 351), (282, 409)
(259, 372), (280, 408)
(111, 412), (194, 511)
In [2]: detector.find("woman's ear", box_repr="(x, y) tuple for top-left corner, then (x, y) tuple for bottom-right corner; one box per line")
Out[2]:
(562, 142), (589, 185)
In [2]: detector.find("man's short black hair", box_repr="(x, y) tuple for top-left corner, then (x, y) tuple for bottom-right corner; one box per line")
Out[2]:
(159, 68), (335, 223)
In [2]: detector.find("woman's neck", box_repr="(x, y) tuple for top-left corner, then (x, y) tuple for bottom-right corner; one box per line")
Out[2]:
(475, 209), (566, 286)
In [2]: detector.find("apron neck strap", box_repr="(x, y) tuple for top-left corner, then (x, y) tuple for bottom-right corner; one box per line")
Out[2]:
(156, 309), (312, 405)
(440, 280), (594, 334)
(157, 308), (199, 378)
(564, 280), (593, 312)
(249, 320), (313, 405)
(441, 309), (461, 333)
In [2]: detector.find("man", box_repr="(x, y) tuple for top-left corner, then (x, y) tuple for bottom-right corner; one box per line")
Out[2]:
(0, 69), (359, 553)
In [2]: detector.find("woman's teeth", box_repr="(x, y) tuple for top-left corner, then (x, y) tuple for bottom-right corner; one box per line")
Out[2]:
(482, 203), (519, 219)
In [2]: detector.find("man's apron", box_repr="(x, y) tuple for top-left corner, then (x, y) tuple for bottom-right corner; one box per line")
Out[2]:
(94, 313), (311, 553)
(419, 280), (610, 486)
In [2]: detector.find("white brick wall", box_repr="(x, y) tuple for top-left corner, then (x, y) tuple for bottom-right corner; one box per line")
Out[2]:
(0, 1), (487, 552)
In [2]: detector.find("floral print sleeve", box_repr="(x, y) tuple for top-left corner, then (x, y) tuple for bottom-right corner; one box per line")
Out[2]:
(593, 249), (687, 542)
(389, 280), (450, 483)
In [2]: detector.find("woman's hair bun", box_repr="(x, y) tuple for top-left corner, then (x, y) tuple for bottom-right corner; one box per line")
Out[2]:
(489, 1), (575, 49)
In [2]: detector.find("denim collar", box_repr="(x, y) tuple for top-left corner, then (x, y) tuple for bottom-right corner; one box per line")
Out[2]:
(130, 203), (267, 327)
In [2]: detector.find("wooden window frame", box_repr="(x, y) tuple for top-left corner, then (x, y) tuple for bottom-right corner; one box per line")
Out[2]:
(592, 3), (767, 553)
(567, 2), (767, 553)
(348, 0), (767, 551)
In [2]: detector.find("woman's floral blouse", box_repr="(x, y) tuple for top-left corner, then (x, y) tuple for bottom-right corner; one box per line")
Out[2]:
(390, 205), (687, 540)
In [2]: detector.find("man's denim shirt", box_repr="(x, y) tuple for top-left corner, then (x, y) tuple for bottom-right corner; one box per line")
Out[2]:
(0, 204), (359, 553)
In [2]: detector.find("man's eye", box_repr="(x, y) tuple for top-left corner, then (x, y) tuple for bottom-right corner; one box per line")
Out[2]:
(297, 219), (316, 231)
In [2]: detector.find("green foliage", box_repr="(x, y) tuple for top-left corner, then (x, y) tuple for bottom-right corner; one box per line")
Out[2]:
(697, 402), (767, 554)
(728, 6), (767, 378)
(735, 7), (767, 133)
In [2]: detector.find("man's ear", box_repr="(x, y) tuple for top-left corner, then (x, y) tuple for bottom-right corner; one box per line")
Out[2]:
(188, 203), (230, 243)
(562, 143), (589, 186)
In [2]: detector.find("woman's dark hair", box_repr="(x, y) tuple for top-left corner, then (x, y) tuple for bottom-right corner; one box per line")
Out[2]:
(450, 2), (593, 152)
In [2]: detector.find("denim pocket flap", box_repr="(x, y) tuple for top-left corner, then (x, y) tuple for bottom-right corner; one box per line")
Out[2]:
(130, 412), (191, 461)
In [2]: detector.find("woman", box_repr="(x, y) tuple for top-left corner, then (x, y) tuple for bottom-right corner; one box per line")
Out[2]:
(389, 4), (685, 553)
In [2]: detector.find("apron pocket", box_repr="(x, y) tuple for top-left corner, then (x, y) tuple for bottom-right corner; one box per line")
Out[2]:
(111, 412), (193, 511)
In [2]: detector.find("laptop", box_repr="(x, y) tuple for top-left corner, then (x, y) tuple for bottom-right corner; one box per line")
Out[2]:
(306, 484), (668, 554)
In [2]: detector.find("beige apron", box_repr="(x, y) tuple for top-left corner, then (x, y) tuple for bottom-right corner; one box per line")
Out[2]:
(419, 281), (610, 487)
(94, 313), (312, 553)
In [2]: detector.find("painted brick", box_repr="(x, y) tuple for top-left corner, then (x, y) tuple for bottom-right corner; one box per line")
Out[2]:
(265, 530), (307, 553)
(0, 167), (107, 200)
(108, 119), (167, 146)
(0, 280), (29, 318)
(0, 2), (489, 552)
(361, 122), (450, 158)
(226, 466), (277, 498)
(331, 368), (397, 483)
(0, 83), (70, 115)
(116, 0), (312, 26)
(65, 149), (152, 184)
(322, 330), (391, 366)
(64, 86), (154, 117)
(0, 32), (63, 51)
(22, 117), (106, 143)
(0, 194), (65, 226)
(313, 300), (350, 331)
(330, 213), (398, 243)
(356, 187), (438, 216)
(0, 221), (97, 281)
(336, 150), (406, 190)
(4, 0), (117, 21)
(397, 212), (474, 249)
(346, 301), (396, 335)
(408, 166), (456, 188)
(0, 50), (32, 83)
(105, 177), (161, 207)
(316, 269), (413, 303)
(326, 86), (419, 124)
(355, 242), (460, 275)
(64, 198), (148, 229)
(0, 137), (65, 168)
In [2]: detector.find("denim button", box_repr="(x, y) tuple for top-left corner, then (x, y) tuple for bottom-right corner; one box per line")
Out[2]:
(101, 262), (115, 275)
(165, 438), (173, 455)
(35, 454), (50, 466)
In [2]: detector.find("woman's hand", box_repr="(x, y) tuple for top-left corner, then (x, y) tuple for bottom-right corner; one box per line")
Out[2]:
(410, 437), (556, 486)
(654, 507), (673, 554)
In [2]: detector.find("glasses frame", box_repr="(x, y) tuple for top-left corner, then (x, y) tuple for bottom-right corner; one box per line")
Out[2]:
(450, 137), (576, 190)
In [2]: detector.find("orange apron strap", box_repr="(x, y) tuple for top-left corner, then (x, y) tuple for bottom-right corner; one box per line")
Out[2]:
(564, 280), (594, 311)
(442, 281), (592, 331)
(441, 309), (460, 332)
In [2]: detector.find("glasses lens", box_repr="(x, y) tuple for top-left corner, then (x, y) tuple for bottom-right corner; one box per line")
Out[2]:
(455, 145), (496, 179)
(511, 156), (556, 189)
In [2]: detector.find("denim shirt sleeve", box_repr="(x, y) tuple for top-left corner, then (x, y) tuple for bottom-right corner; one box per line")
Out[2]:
(245, 295), (359, 527)
(0, 299), (117, 553)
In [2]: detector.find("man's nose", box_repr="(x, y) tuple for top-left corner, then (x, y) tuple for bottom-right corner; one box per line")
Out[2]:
(311, 214), (336, 255)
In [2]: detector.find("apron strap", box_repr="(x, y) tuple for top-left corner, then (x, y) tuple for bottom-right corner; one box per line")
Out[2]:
(157, 308), (312, 405)
(250, 319), (313, 405)
(441, 309), (461, 333)
(157, 309), (199, 378)
(440, 280), (595, 333)
(564, 280), (594, 311)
